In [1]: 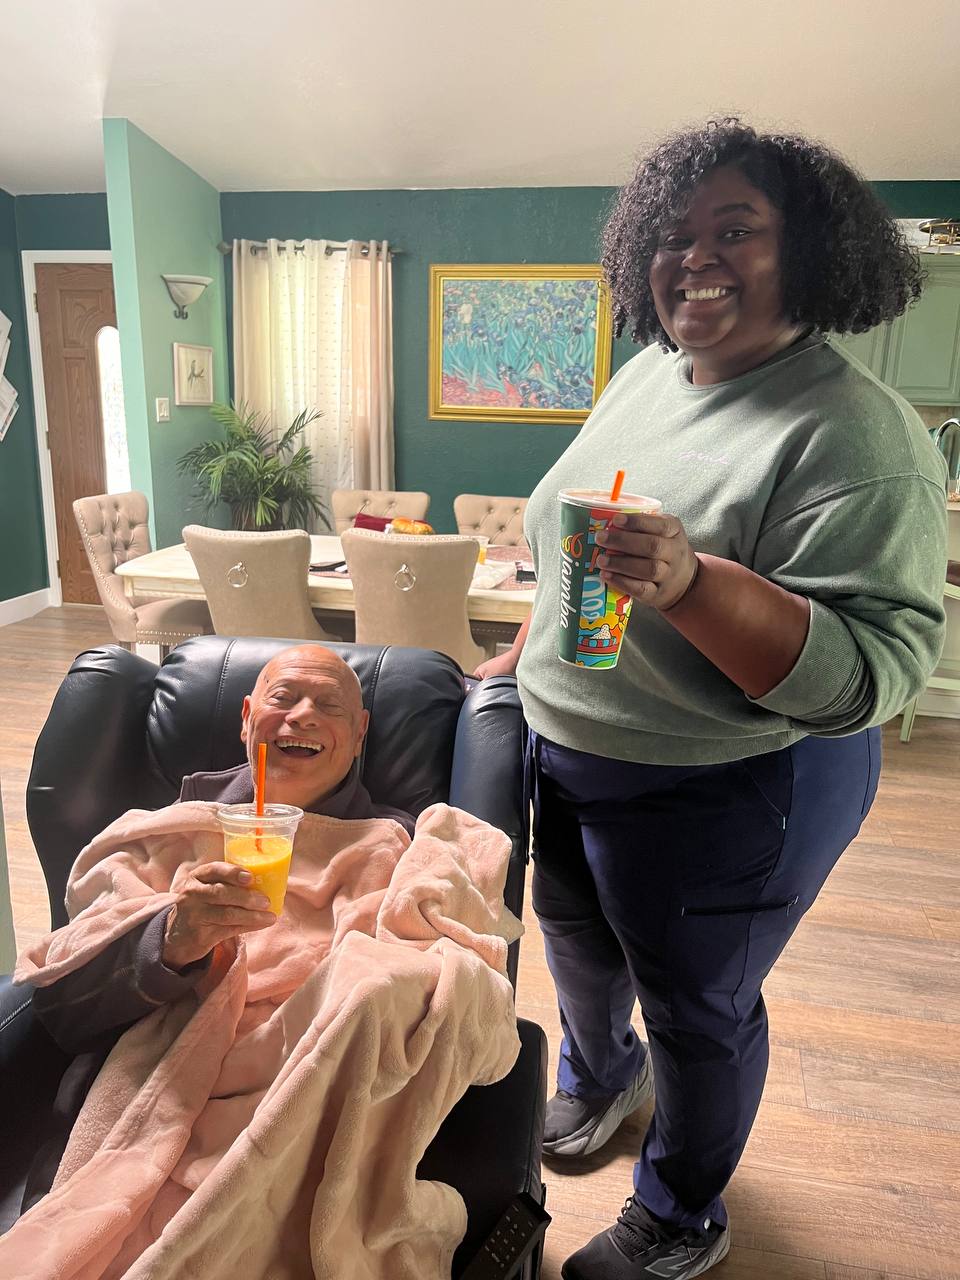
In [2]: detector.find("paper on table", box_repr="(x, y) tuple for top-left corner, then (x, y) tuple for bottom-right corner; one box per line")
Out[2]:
(0, 336), (9, 380)
(471, 560), (516, 590)
(0, 309), (10, 354)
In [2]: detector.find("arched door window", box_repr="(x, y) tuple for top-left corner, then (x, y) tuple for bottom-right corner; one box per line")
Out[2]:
(95, 326), (131, 493)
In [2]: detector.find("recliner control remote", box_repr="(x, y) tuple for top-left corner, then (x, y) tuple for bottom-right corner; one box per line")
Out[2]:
(460, 1191), (551, 1279)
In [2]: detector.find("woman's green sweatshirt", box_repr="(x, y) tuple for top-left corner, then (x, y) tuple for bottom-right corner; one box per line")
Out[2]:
(517, 334), (948, 764)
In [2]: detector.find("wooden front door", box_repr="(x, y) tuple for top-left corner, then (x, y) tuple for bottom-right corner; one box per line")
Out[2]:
(35, 263), (117, 605)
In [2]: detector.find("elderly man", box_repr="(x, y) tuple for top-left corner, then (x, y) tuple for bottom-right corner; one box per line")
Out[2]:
(23, 644), (413, 1208)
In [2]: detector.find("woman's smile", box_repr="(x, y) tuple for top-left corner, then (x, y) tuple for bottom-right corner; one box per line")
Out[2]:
(673, 284), (739, 322)
(676, 286), (737, 302)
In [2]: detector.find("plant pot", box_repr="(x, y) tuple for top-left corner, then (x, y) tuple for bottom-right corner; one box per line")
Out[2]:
(230, 506), (283, 533)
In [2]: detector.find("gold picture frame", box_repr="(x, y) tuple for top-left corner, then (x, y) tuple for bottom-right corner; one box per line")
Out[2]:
(428, 264), (613, 424)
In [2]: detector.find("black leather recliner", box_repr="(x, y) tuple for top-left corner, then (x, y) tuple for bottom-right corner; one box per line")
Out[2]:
(0, 636), (547, 1277)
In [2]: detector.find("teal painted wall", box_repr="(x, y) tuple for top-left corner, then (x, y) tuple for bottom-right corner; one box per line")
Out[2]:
(221, 181), (960, 534)
(0, 188), (46, 602)
(104, 120), (229, 547)
(15, 193), (110, 251)
(871, 182), (960, 217)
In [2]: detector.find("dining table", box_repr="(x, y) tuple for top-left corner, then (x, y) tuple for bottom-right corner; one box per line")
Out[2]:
(115, 534), (536, 651)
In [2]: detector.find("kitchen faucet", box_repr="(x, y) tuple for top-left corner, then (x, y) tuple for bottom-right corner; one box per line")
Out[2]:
(934, 418), (960, 498)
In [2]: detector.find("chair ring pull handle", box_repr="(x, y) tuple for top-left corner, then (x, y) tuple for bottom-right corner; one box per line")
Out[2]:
(394, 563), (416, 592)
(227, 561), (248, 589)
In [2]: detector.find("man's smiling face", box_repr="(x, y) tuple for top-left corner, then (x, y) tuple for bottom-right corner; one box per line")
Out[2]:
(240, 646), (369, 809)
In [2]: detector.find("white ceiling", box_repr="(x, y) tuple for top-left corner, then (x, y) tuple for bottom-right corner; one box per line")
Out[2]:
(2, 0), (958, 196)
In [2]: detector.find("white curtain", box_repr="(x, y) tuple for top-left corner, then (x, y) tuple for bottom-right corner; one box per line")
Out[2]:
(233, 238), (395, 522)
(340, 240), (395, 490)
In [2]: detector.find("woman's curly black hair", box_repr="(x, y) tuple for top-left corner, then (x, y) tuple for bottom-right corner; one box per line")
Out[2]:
(601, 118), (924, 349)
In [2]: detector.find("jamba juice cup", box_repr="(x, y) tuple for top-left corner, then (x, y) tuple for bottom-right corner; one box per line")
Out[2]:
(558, 488), (663, 669)
(217, 803), (304, 915)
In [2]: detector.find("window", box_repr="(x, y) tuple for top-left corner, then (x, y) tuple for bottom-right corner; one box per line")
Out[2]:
(95, 326), (131, 493)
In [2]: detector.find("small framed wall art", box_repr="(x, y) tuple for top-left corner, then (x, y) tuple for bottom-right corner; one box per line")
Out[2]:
(173, 342), (214, 406)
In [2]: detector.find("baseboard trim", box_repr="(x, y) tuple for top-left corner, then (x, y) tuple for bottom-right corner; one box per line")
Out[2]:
(0, 587), (55, 627)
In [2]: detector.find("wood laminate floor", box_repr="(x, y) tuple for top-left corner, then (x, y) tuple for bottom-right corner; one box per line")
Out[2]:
(1, 606), (957, 1278)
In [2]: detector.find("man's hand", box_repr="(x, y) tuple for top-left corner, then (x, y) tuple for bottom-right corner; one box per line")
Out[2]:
(596, 512), (699, 611)
(162, 862), (277, 970)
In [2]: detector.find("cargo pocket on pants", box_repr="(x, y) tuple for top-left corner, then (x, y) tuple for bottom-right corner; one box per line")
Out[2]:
(680, 896), (800, 918)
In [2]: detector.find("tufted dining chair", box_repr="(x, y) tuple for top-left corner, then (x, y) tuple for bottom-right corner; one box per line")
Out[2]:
(182, 525), (335, 642)
(341, 528), (486, 674)
(453, 494), (528, 547)
(331, 489), (431, 535)
(72, 493), (212, 658)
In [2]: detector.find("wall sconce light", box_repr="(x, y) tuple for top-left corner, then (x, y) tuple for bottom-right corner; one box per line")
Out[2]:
(161, 274), (212, 320)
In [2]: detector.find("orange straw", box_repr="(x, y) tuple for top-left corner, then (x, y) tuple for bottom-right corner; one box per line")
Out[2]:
(255, 742), (267, 851)
(256, 742), (267, 815)
(609, 469), (625, 503)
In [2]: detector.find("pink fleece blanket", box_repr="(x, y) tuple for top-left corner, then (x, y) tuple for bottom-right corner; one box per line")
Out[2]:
(4, 801), (523, 1279)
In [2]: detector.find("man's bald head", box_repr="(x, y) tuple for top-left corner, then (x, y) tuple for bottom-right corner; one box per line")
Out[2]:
(251, 645), (363, 718)
(241, 645), (369, 809)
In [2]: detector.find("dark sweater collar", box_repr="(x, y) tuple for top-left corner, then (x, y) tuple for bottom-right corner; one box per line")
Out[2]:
(180, 760), (414, 834)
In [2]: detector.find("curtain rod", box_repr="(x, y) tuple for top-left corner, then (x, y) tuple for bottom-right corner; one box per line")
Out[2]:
(216, 240), (401, 257)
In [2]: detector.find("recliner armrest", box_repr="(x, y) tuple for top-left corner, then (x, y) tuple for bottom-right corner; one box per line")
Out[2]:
(0, 974), (35, 1064)
(449, 676), (524, 847)
(420, 1016), (548, 1279)
(0, 975), (72, 1227)
(27, 645), (171, 929)
(0, 974), (70, 1105)
(449, 677), (526, 990)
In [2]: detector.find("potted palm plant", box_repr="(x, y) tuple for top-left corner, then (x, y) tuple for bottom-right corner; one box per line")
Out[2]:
(178, 402), (330, 531)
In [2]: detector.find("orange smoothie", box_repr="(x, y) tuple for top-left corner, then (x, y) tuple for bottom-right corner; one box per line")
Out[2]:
(225, 834), (294, 915)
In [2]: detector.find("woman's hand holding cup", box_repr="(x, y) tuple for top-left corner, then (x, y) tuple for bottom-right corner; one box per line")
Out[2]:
(595, 512), (699, 612)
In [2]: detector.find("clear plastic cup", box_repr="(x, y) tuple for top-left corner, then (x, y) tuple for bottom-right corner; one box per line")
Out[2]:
(217, 802), (304, 915)
(557, 488), (663, 669)
(450, 534), (490, 562)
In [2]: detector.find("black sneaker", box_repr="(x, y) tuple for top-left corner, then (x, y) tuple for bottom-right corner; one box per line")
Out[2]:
(543, 1054), (654, 1157)
(561, 1195), (730, 1280)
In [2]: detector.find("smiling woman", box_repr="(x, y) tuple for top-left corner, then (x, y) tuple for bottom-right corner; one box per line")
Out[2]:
(473, 118), (949, 1280)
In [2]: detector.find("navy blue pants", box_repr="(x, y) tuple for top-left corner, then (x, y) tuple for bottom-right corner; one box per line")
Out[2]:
(528, 726), (881, 1230)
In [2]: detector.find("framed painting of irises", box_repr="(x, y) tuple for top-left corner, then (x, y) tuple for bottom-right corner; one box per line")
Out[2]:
(428, 264), (613, 423)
